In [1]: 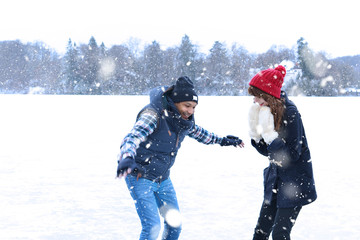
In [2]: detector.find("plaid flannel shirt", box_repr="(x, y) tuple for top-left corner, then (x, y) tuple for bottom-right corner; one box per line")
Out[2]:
(119, 110), (223, 161)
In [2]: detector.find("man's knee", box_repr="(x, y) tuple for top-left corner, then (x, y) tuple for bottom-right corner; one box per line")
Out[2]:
(162, 225), (182, 240)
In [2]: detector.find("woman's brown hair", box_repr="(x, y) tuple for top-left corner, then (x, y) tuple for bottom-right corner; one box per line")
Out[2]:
(248, 86), (285, 131)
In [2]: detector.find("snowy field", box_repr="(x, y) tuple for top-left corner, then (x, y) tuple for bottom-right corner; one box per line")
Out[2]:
(0, 94), (359, 240)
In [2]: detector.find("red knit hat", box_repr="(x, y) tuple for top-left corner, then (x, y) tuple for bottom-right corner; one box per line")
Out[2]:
(249, 65), (286, 99)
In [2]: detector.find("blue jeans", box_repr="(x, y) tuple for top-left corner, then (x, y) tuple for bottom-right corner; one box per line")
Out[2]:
(125, 175), (182, 240)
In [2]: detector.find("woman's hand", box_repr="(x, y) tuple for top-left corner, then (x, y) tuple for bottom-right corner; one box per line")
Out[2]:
(258, 106), (278, 144)
(248, 103), (262, 143)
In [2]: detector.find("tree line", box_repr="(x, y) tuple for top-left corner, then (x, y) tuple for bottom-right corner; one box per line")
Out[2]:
(0, 35), (358, 96)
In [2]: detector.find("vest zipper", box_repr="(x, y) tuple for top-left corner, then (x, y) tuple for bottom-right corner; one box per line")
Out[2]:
(175, 134), (180, 148)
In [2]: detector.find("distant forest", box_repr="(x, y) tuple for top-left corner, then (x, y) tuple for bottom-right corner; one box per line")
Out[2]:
(0, 35), (359, 96)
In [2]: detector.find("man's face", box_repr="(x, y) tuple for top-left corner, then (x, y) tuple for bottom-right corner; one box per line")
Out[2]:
(174, 101), (197, 120)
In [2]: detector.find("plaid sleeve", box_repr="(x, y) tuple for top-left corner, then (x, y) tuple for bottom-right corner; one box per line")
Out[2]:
(119, 110), (158, 160)
(187, 124), (223, 145)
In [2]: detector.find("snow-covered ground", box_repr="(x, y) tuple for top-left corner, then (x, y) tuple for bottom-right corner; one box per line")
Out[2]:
(0, 94), (359, 240)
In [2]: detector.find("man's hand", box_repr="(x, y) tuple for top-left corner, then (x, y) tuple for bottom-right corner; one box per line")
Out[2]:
(220, 135), (244, 148)
(116, 157), (137, 178)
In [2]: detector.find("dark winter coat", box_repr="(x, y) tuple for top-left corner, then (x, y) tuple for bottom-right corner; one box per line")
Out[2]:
(133, 86), (195, 182)
(251, 91), (317, 208)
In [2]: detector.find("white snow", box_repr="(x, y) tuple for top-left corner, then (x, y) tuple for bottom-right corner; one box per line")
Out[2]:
(0, 94), (359, 239)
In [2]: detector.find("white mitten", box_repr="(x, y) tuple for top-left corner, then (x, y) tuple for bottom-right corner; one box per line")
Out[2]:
(248, 103), (262, 143)
(258, 106), (278, 144)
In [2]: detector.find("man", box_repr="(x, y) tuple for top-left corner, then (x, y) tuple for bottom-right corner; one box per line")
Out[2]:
(117, 76), (244, 240)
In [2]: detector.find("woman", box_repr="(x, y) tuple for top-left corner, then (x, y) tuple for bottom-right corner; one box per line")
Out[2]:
(248, 65), (317, 240)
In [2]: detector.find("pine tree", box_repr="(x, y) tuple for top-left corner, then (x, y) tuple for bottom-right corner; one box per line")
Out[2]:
(106, 44), (136, 95)
(230, 44), (252, 95)
(177, 35), (198, 82)
(75, 36), (100, 94)
(162, 47), (177, 85)
(297, 37), (316, 81)
(297, 37), (334, 96)
(296, 37), (318, 95)
(206, 41), (231, 95)
(143, 41), (164, 88)
(63, 39), (81, 94)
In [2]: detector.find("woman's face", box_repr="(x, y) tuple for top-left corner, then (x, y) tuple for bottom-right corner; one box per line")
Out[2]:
(253, 96), (268, 106)
(174, 101), (197, 120)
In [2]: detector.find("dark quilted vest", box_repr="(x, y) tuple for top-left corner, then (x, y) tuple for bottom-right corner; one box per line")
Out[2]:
(133, 86), (194, 182)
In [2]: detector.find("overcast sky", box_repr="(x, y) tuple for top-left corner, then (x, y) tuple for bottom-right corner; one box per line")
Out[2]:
(1, 0), (359, 58)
